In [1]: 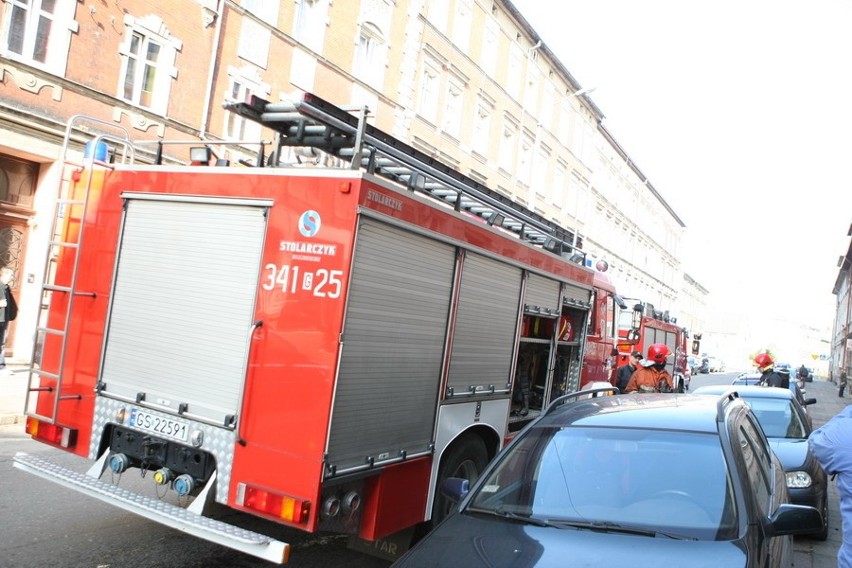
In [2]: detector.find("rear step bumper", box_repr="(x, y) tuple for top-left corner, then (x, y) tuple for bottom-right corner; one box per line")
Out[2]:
(13, 452), (290, 564)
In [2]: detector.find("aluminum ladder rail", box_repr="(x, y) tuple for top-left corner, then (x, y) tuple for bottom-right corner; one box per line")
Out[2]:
(225, 93), (586, 262)
(25, 116), (135, 424)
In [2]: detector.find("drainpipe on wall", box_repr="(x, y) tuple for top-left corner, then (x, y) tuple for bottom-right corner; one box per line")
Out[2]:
(199, 0), (226, 140)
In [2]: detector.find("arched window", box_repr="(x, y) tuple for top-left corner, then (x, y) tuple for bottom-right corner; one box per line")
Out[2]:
(354, 21), (386, 90)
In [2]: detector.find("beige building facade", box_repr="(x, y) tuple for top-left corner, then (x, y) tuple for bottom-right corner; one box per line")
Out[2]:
(0, 0), (707, 363)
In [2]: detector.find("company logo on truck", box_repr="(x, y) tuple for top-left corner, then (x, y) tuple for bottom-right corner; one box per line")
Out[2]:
(298, 210), (321, 237)
(279, 241), (337, 256)
(367, 189), (402, 211)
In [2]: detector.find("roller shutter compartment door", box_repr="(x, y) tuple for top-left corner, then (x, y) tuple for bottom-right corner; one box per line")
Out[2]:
(562, 282), (592, 306)
(525, 273), (561, 315)
(446, 253), (522, 397)
(100, 196), (268, 426)
(327, 220), (455, 474)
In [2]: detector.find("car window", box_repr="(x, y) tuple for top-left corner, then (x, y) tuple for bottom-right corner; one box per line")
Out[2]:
(468, 426), (737, 540)
(743, 398), (806, 438)
(735, 416), (772, 508)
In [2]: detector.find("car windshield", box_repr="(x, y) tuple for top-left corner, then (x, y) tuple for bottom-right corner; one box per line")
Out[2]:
(740, 398), (806, 439)
(467, 426), (737, 541)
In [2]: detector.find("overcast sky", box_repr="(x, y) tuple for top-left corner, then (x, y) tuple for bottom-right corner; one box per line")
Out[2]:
(512, 0), (852, 330)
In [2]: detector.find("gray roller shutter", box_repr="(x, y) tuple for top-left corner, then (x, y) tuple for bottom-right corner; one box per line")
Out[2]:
(100, 195), (269, 426)
(525, 273), (561, 316)
(327, 220), (455, 474)
(446, 253), (522, 397)
(563, 282), (592, 307)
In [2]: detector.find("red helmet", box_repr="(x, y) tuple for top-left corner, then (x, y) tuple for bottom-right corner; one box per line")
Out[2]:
(647, 343), (670, 364)
(754, 352), (774, 371)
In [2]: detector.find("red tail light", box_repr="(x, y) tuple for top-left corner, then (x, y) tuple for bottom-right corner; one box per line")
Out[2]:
(25, 417), (78, 449)
(236, 483), (310, 525)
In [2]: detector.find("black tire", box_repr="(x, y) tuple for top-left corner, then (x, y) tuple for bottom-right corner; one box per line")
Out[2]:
(431, 435), (489, 525)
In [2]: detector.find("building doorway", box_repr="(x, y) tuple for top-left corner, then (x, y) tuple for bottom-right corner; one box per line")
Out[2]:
(0, 154), (38, 357)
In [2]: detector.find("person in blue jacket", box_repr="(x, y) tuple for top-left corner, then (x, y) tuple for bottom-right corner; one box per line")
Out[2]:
(809, 402), (852, 568)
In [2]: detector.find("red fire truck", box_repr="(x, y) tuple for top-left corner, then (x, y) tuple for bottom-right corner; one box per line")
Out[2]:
(14, 93), (621, 563)
(616, 299), (698, 392)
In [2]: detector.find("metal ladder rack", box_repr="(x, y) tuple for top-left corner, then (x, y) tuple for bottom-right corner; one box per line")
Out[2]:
(25, 116), (135, 424)
(225, 93), (586, 262)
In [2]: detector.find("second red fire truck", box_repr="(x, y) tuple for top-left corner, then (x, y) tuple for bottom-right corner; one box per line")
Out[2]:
(15, 93), (624, 563)
(616, 299), (698, 392)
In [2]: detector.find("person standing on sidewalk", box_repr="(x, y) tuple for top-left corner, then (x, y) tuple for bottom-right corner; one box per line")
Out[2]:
(615, 350), (642, 393)
(0, 268), (17, 369)
(810, 402), (852, 568)
(840, 370), (848, 398)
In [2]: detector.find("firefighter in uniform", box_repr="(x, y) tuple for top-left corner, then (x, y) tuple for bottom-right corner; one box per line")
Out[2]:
(754, 351), (786, 388)
(624, 343), (673, 393)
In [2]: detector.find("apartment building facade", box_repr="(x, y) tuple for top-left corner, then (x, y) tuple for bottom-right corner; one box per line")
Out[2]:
(0, 0), (706, 362)
(832, 226), (852, 378)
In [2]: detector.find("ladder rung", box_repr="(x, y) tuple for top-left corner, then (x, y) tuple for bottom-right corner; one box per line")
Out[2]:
(49, 240), (80, 249)
(31, 369), (60, 380)
(36, 326), (67, 338)
(43, 284), (72, 293)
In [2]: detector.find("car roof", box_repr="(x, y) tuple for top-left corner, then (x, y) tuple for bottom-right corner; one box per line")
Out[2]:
(539, 394), (730, 434)
(693, 384), (795, 401)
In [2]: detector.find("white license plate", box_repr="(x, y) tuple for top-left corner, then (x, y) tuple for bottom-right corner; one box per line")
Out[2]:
(129, 408), (189, 442)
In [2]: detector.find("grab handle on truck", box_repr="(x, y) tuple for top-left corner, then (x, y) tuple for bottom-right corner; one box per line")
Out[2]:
(236, 320), (264, 446)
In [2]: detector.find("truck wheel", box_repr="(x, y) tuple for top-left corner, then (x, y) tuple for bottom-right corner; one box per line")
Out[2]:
(431, 435), (488, 525)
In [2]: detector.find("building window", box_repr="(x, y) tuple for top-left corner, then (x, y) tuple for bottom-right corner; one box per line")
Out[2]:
(354, 22), (386, 90)
(294, 0), (328, 54)
(427, 0), (450, 32)
(452, 0), (473, 54)
(541, 84), (556, 126)
(473, 100), (492, 157)
(507, 46), (523, 100)
(559, 102), (571, 142)
(532, 148), (549, 197)
(238, 0), (279, 68)
(524, 67), (539, 112)
(117, 16), (181, 115)
(518, 136), (533, 186)
(481, 19), (498, 78)
(1, 0), (77, 75)
(552, 162), (567, 207)
(418, 64), (440, 124)
(122, 32), (160, 108)
(499, 121), (517, 173)
(0, 155), (37, 208)
(224, 77), (263, 142)
(443, 81), (463, 139)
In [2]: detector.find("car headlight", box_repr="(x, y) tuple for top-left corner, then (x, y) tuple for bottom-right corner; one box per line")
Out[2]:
(786, 471), (812, 488)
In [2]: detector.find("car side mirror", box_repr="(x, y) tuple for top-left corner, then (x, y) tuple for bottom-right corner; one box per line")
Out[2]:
(441, 477), (470, 502)
(803, 398), (817, 406)
(767, 503), (823, 537)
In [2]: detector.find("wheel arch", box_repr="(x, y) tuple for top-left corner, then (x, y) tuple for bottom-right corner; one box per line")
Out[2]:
(425, 400), (508, 522)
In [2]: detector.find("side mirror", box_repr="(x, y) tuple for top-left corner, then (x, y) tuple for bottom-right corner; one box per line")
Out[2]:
(441, 477), (470, 503)
(631, 306), (642, 329)
(767, 504), (823, 537)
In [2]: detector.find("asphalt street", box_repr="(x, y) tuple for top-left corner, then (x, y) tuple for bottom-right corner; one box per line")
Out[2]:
(1, 366), (847, 566)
